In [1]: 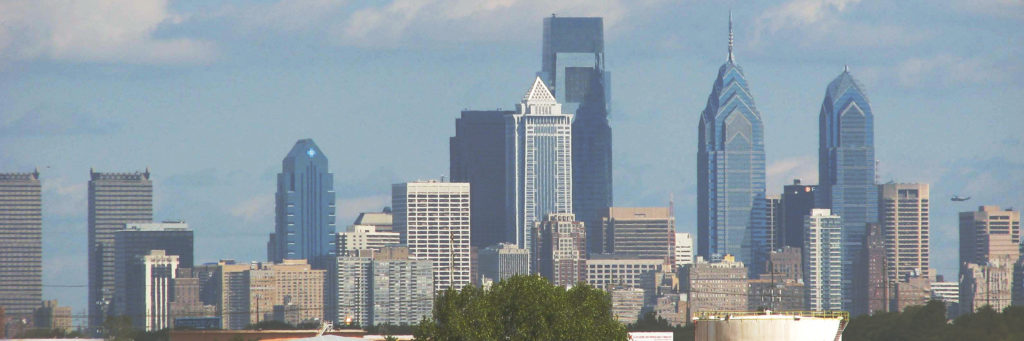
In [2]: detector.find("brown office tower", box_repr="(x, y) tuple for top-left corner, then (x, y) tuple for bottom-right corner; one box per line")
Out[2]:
(533, 213), (586, 287)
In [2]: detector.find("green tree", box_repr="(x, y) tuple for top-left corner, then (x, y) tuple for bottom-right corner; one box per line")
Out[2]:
(627, 311), (692, 341)
(414, 275), (628, 340)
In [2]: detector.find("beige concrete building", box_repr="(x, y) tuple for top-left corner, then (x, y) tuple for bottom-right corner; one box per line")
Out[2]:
(960, 206), (1021, 266)
(585, 255), (665, 290)
(609, 286), (645, 324)
(680, 256), (748, 320)
(217, 260), (324, 329)
(392, 181), (472, 292)
(533, 213), (586, 287)
(601, 207), (674, 260)
(879, 183), (930, 281)
(336, 225), (401, 256)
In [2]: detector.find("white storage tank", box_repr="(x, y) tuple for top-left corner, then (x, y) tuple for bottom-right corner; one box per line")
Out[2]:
(693, 310), (848, 341)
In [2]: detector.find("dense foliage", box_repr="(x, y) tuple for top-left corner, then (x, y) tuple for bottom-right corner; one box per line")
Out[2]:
(627, 311), (692, 341)
(414, 275), (628, 340)
(844, 300), (1024, 341)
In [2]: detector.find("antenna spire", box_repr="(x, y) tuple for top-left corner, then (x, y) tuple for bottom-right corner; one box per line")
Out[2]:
(728, 10), (734, 62)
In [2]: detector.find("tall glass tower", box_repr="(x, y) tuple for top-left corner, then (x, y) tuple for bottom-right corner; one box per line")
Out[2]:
(541, 16), (613, 255)
(696, 14), (768, 275)
(506, 77), (574, 254)
(817, 66), (877, 310)
(268, 139), (337, 269)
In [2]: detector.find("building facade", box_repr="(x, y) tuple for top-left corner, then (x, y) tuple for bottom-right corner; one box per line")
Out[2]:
(762, 246), (802, 283)
(610, 287), (645, 324)
(767, 195), (781, 252)
(959, 206), (1021, 266)
(780, 179), (817, 249)
(333, 257), (372, 327)
(393, 181), (471, 292)
(371, 250), (434, 326)
(113, 222), (194, 317)
(817, 67), (878, 311)
(585, 256), (665, 290)
(879, 183), (930, 281)
(696, 16), (768, 275)
(33, 300), (72, 333)
(129, 250), (178, 331)
(336, 225), (400, 256)
(268, 139), (336, 269)
(680, 256), (748, 320)
(864, 223), (889, 315)
(88, 169), (153, 329)
(960, 260), (1014, 315)
(450, 110), (514, 248)
(601, 207), (674, 260)
(533, 213), (586, 287)
(803, 209), (843, 311)
(478, 243), (530, 283)
(0, 171), (42, 318)
(675, 233), (694, 269)
(506, 77), (574, 253)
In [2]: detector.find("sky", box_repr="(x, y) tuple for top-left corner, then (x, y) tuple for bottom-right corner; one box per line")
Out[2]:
(0, 0), (1022, 324)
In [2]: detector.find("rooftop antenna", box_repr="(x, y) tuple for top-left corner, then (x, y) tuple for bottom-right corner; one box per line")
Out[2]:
(728, 10), (735, 62)
(844, 64), (850, 73)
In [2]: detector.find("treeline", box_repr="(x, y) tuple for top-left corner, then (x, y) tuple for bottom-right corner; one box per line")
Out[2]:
(414, 275), (628, 340)
(844, 300), (1024, 341)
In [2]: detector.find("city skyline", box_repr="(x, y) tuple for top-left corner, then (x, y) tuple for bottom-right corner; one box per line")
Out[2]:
(0, 0), (1020, 322)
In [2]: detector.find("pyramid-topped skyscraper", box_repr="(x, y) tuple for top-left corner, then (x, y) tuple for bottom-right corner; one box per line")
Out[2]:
(818, 66), (877, 312)
(507, 77), (574, 255)
(696, 14), (768, 275)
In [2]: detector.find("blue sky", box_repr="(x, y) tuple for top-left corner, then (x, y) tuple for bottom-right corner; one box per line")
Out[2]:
(0, 0), (1022, 322)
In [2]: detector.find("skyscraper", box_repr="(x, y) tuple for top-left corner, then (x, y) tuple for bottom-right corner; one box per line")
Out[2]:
(697, 15), (768, 274)
(532, 213), (586, 287)
(863, 223), (889, 315)
(572, 66), (613, 257)
(540, 16), (606, 114)
(392, 181), (471, 292)
(540, 16), (612, 257)
(450, 110), (514, 248)
(113, 222), (194, 318)
(506, 77), (574, 252)
(818, 66), (877, 310)
(0, 171), (41, 318)
(780, 179), (817, 249)
(803, 209), (843, 311)
(268, 139), (336, 269)
(89, 169), (153, 329)
(879, 183), (930, 281)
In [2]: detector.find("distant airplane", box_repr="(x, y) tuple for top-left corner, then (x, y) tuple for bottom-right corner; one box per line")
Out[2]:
(951, 195), (971, 202)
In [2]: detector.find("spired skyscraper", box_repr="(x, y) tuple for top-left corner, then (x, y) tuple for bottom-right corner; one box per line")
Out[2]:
(540, 16), (613, 255)
(268, 139), (337, 269)
(817, 66), (877, 310)
(507, 77), (574, 254)
(696, 15), (768, 274)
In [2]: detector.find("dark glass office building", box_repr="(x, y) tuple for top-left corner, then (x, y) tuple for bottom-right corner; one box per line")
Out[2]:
(541, 16), (613, 255)
(112, 222), (194, 318)
(450, 110), (514, 248)
(780, 179), (817, 249)
(268, 139), (337, 269)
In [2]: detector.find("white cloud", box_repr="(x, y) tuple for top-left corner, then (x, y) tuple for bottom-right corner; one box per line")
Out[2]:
(896, 54), (1015, 87)
(753, 0), (921, 49)
(766, 155), (817, 194)
(230, 194), (274, 223)
(0, 0), (215, 64)
(329, 0), (654, 47)
(955, 0), (1024, 20)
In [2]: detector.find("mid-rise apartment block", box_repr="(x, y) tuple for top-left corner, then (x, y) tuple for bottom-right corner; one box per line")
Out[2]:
(478, 243), (530, 283)
(675, 233), (694, 269)
(680, 256), (748, 320)
(392, 181), (471, 292)
(803, 209), (843, 311)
